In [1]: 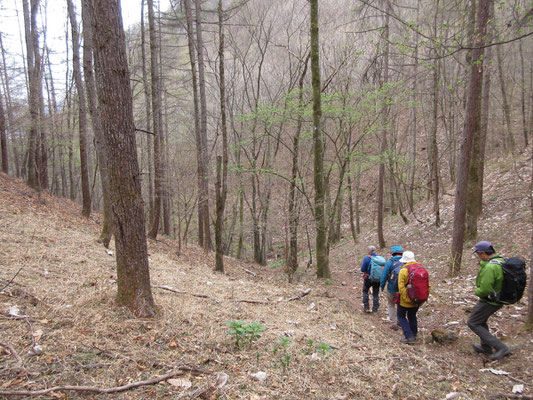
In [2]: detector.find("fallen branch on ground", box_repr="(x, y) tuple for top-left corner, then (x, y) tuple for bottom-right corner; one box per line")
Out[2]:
(490, 395), (533, 399)
(0, 366), (205, 396)
(152, 285), (210, 299)
(0, 342), (22, 365)
(240, 267), (257, 277)
(236, 288), (311, 304)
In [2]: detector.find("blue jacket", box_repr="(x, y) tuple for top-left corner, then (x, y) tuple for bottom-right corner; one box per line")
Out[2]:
(361, 253), (377, 278)
(380, 255), (402, 293)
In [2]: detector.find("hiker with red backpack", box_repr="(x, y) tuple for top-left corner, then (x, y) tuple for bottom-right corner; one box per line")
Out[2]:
(397, 251), (431, 344)
(360, 245), (385, 313)
(380, 245), (404, 330)
(468, 241), (526, 361)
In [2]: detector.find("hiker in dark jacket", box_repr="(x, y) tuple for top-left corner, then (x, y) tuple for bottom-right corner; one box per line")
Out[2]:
(361, 245), (379, 313)
(468, 241), (510, 361)
(380, 245), (403, 330)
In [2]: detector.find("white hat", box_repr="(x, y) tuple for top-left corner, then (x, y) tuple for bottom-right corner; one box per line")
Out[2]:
(368, 245), (377, 252)
(399, 250), (415, 263)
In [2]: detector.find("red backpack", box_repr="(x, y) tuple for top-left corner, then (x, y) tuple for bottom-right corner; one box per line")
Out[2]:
(406, 263), (429, 304)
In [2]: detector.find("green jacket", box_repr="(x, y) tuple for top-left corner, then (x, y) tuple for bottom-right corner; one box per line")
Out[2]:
(475, 255), (504, 305)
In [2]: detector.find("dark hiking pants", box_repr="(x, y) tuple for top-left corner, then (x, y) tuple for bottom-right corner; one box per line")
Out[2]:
(467, 301), (505, 350)
(397, 304), (419, 339)
(363, 279), (380, 311)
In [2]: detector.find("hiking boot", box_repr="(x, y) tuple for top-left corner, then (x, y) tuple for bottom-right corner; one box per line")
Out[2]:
(490, 345), (510, 361)
(364, 306), (371, 313)
(400, 337), (416, 344)
(472, 343), (493, 355)
(389, 323), (399, 331)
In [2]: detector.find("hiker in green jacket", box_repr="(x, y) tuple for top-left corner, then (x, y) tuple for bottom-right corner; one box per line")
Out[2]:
(468, 241), (510, 361)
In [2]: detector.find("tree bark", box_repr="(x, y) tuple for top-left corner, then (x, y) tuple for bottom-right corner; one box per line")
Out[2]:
(183, 0), (205, 248)
(496, 45), (516, 153)
(147, 0), (163, 239)
(215, 0), (228, 273)
(82, 0), (112, 246)
(22, 0), (40, 189)
(310, 0), (330, 279)
(449, 0), (491, 277)
(67, 0), (92, 218)
(0, 90), (7, 174)
(465, 1), (494, 241)
(91, 0), (156, 317)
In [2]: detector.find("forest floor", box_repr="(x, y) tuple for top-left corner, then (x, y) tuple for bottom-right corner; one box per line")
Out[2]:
(0, 154), (532, 400)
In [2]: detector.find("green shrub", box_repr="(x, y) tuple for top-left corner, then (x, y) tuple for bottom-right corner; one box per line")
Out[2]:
(226, 320), (266, 349)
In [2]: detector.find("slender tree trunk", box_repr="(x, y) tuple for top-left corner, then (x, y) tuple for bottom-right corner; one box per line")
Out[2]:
(0, 35), (20, 177)
(496, 45), (515, 153)
(147, 0), (163, 239)
(428, 8), (441, 227)
(408, 2), (419, 210)
(23, 0), (40, 189)
(67, 0), (91, 218)
(214, 0), (228, 273)
(183, 0), (205, 248)
(91, 0), (156, 317)
(466, 1), (494, 240)
(377, 0), (391, 249)
(290, 53), (313, 262)
(449, 0), (491, 276)
(195, 0), (211, 252)
(310, 0), (330, 279)
(0, 91), (7, 173)
(519, 41), (529, 148)
(82, 0), (112, 246)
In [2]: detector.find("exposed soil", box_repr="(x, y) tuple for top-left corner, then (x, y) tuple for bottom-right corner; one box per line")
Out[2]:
(0, 155), (532, 400)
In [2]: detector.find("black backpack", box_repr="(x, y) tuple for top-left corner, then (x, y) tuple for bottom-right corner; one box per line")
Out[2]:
(487, 258), (527, 304)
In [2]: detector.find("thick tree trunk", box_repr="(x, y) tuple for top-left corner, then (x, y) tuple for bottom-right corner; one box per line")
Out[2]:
(449, 0), (491, 276)
(310, 0), (330, 279)
(91, 0), (156, 317)
(67, 0), (92, 218)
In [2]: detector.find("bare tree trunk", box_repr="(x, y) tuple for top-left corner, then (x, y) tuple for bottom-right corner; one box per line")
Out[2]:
(183, 0), (205, 248)
(310, 0), (330, 279)
(147, 0), (163, 239)
(214, 0), (228, 273)
(22, 0), (40, 189)
(91, 0), (156, 317)
(428, 4), (441, 227)
(82, 0), (112, 246)
(519, 41), (529, 148)
(140, 0), (154, 225)
(0, 90), (7, 173)
(377, 0), (391, 250)
(408, 2), (419, 210)
(194, 0), (211, 252)
(67, 0), (91, 218)
(0, 35), (20, 176)
(449, 0), (491, 277)
(465, 1), (494, 241)
(288, 56), (311, 273)
(496, 45), (516, 153)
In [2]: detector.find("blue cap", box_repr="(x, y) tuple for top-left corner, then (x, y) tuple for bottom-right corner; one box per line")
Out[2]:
(473, 241), (493, 253)
(391, 245), (403, 254)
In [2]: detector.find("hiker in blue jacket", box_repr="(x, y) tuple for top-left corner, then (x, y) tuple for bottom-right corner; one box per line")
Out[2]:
(361, 245), (379, 313)
(380, 245), (403, 330)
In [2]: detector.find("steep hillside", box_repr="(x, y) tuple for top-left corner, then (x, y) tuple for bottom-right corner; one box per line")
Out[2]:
(0, 165), (532, 400)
